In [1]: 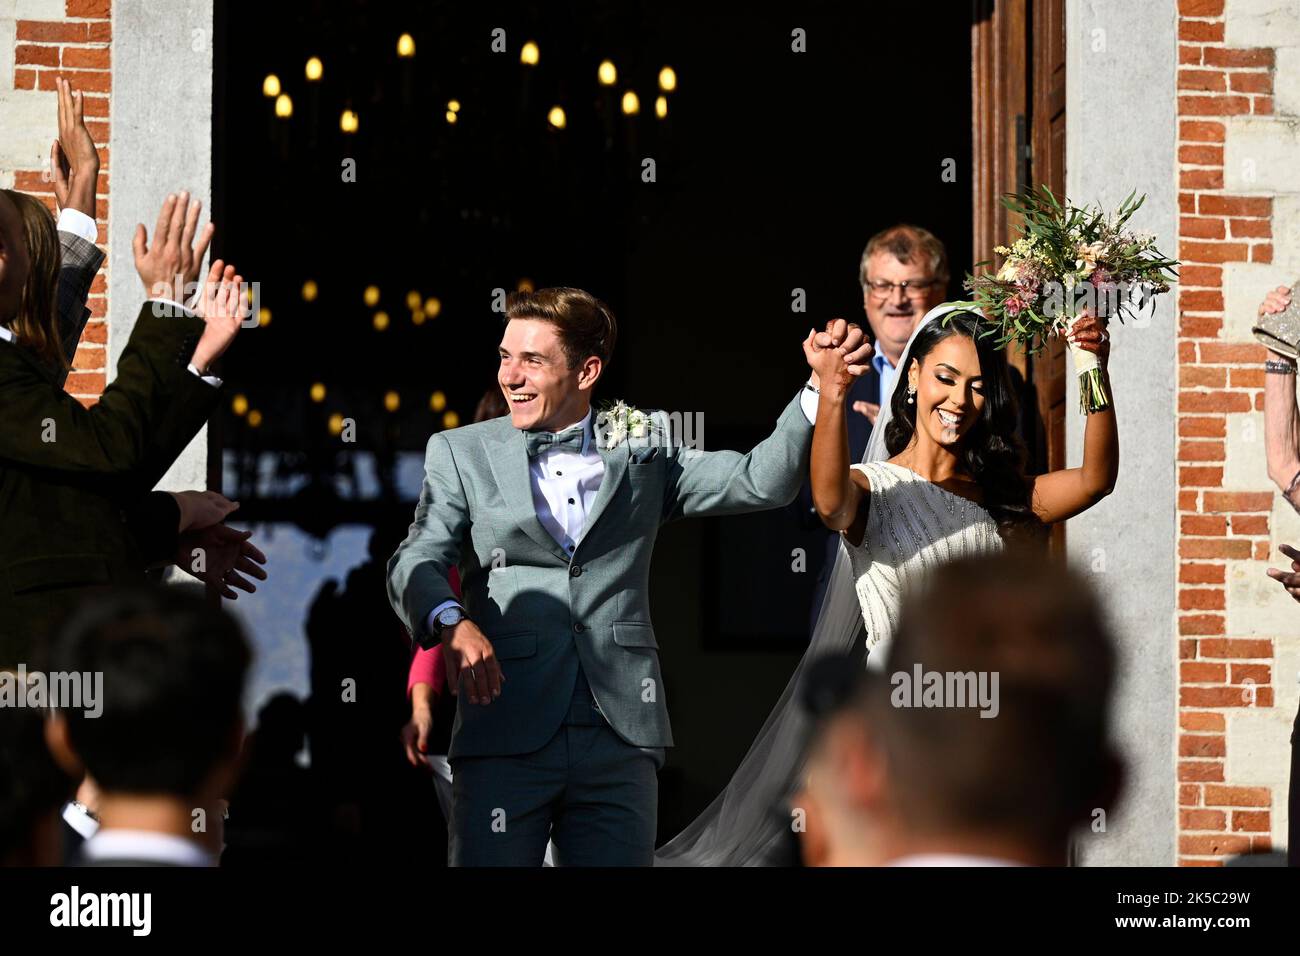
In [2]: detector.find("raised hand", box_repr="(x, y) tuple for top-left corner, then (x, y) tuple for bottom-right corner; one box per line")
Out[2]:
(1067, 308), (1110, 365)
(803, 318), (873, 396)
(1265, 543), (1300, 604)
(50, 77), (100, 219)
(174, 523), (268, 600)
(189, 260), (246, 374)
(1259, 285), (1293, 318)
(132, 190), (214, 301)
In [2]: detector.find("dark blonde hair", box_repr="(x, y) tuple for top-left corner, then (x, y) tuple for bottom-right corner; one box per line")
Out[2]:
(0, 189), (67, 371)
(859, 223), (950, 288)
(505, 287), (617, 369)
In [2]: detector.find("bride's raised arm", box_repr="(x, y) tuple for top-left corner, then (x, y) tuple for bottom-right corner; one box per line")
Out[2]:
(802, 320), (873, 535)
(1030, 310), (1120, 524)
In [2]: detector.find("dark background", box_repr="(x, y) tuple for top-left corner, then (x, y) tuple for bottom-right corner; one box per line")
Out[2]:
(213, 0), (971, 844)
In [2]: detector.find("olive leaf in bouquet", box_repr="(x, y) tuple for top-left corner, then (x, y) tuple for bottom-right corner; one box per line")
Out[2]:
(959, 185), (1179, 413)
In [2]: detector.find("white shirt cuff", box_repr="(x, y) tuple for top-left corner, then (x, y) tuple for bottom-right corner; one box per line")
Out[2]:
(187, 363), (222, 388)
(799, 383), (819, 425)
(56, 207), (98, 244)
(146, 297), (197, 319)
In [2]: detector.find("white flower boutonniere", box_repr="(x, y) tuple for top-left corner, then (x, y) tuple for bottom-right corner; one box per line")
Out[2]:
(595, 399), (652, 450)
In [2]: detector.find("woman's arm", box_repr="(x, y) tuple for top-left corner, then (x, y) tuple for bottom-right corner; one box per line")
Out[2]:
(1030, 313), (1120, 524)
(1260, 286), (1300, 500)
(803, 321), (872, 533)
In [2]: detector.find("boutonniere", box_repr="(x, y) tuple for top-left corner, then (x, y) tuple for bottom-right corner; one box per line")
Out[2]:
(594, 399), (653, 450)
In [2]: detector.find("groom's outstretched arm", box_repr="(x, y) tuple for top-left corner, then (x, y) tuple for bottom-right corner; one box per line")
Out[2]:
(662, 389), (816, 520)
(387, 432), (471, 644)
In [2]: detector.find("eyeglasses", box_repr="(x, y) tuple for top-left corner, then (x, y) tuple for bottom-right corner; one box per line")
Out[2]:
(866, 278), (939, 299)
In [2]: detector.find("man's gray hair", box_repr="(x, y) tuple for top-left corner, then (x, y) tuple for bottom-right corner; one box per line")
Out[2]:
(859, 224), (950, 288)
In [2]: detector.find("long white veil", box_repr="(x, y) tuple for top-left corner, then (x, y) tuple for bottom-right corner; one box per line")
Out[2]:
(653, 303), (966, 866)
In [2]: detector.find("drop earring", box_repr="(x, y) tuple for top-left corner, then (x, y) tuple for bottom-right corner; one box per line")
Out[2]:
(907, 385), (916, 404)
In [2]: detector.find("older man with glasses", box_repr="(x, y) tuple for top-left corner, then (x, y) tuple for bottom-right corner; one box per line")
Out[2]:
(797, 224), (949, 634)
(852, 224), (950, 429)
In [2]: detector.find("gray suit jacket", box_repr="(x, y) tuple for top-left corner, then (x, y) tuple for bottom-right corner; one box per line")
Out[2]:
(387, 391), (814, 758)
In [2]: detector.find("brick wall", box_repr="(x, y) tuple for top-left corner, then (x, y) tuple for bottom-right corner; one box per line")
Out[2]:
(1176, 0), (1300, 865)
(0, 0), (111, 405)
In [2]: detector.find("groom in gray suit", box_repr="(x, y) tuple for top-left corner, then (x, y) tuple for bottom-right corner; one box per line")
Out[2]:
(388, 287), (862, 865)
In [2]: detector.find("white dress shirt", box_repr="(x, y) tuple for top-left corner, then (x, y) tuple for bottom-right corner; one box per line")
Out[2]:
(426, 389), (820, 633)
(81, 828), (214, 866)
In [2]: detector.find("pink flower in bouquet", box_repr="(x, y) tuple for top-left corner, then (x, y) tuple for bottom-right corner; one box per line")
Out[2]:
(1016, 275), (1041, 298)
(1090, 266), (1111, 287)
(1005, 296), (1024, 317)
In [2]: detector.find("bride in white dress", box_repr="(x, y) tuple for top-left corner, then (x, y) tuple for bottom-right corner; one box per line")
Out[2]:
(656, 302), (1119, 864)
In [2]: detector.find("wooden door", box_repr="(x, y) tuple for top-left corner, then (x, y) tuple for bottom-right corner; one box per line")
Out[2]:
(972, 0), (1067, 554)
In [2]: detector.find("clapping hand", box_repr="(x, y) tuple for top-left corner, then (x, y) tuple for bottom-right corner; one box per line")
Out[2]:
(802, 318), (873, 397)
(189, 259), (247, 374)
(174, 523), (268, 600)
(169, 489), (239, 532)
(132, 191), (215, 301)
(1265, 543), (1300, 604)
(50, 77), (100, 220)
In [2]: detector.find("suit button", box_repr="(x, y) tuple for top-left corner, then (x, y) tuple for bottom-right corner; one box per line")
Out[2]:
(569, 564), (582, 578)
(574, 622), (585, 633)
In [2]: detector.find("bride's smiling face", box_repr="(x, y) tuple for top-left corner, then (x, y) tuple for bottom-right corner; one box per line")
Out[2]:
(906, 335), (985, 447)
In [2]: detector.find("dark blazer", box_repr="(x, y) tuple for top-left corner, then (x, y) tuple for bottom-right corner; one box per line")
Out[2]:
(0, 303), (221, 664)
(54, 231), (184, 567)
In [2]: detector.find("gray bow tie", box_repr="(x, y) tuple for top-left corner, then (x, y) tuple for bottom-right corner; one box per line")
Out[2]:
(524, 422), (586, 458)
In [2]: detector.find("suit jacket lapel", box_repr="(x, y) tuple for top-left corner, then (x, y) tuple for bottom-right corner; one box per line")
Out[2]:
(488, 425), (573, 563)
(580, 438), (629, 547)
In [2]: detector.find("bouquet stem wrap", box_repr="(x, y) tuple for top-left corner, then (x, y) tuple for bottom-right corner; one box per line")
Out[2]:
(1067, 334), (1110, 414)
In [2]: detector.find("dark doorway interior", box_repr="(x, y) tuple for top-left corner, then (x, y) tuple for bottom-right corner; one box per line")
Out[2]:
(213, 0), (972, 850)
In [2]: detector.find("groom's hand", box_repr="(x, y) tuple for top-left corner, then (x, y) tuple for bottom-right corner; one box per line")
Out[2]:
(815, 319), (872, 370)
(442, 619), (504, 705)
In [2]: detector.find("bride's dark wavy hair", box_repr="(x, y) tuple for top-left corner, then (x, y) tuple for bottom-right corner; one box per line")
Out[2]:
(884, 309), (1044, 542)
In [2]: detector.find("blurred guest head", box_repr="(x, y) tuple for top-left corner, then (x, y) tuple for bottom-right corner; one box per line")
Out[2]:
(807, 550), (1122, 866)
(499, 287), (616, 432)
(43, 588), (250, 861)
(0, 681), (74, 866)
(474, 387), (509, 423)
(859, 224), (949, 366)
(0, 189), (65, 370)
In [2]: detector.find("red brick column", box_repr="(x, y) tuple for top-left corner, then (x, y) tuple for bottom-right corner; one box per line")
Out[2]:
(1176, 0), (1277, 866)
(9, 0), (112, 405)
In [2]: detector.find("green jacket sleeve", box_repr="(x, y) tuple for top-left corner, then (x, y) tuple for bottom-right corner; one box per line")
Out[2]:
(0, 302), (215, 476)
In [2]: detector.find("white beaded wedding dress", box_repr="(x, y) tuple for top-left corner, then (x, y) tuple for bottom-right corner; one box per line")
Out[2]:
(656, 304), (1004, 865)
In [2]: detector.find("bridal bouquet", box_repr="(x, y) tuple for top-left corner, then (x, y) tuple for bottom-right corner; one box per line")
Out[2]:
(958, 186), (1179, 413)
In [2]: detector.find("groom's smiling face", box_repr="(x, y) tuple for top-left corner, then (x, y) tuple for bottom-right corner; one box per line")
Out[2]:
(498, 318), (600, 432)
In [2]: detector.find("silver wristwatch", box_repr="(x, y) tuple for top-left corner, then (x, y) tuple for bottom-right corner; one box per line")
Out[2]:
(432, 605), (467, 638)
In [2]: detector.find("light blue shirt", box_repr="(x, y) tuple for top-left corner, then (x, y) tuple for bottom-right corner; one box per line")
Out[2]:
(874, 350), (898, 407)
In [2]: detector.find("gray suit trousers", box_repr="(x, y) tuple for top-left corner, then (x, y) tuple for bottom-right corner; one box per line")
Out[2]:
(449, 669), (664, 866)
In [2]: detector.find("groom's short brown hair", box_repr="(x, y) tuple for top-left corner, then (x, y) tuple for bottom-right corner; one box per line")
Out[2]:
(505, 287), (618, 369)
